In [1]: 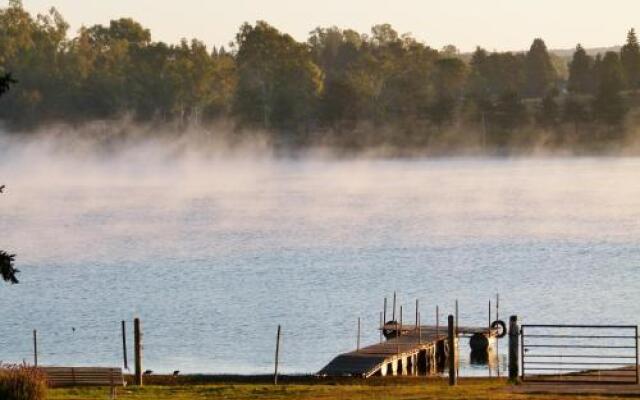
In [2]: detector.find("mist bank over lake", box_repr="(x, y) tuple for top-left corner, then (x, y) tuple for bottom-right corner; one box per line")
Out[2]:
(4, 121), (640, 162)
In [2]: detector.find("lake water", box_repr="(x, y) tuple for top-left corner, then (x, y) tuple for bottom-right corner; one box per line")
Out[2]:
(1, 151), (639, 375)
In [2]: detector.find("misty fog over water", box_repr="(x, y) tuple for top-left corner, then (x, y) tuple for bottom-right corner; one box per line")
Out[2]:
(1, 136), (639, 374)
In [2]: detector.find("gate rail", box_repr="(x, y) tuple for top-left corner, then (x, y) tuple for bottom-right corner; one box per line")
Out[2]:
(521, 324), (639, 384)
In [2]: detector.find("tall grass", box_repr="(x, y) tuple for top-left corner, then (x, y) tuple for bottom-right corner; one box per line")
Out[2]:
(0, 364), (47, 400)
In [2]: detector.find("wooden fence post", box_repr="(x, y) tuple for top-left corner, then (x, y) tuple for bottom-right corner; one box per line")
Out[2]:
(134, 318), (143, 386)
(122, 321), (128, 370)
(508, 315), (519, 383)
(274, 325), (281, 385)
(33, 330), (38, 367)
(448, 315), (457, 386)
(357, 318), (361, 352)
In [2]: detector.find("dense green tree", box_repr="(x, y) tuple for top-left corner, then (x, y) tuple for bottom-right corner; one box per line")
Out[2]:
(593, 52), (627, 126)
(621, 28), (640, 89)
(568, 44), (594, 94)
(429, 57), (467, 125)
(523, 38), (557, 98)
(0, 0), (69, 124)
(440, 44), (459, 58)
(493, 90), (527, 132)
(536, 90), (560, 128)
(374, 33), (438, 124)
(233, 21), (322, 132)
(562, 95), (591, 139)
(308, 27), (362, 125)
(467, 47), (524, 101)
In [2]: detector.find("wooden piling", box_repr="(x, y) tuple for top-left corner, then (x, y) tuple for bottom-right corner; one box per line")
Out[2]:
(436, 305), (439, 338)
(134, 318), (142, 386)
(121, 321), (128, 370)
(33, 330), (38, 367)
(379, 312), (383, 343)
(455, 299), (459, 376)
(455, 300), (459, 334)
(448, 315), (457, 386)
(496, 294), (501, 378)
(508, 315), (519, 382)
(383, 297), (387, 322)
(274, 325), (281, 385)
(418, 312), (422, 344)
(488, 300), (492, 329)
(392, 292), (397, 321)
(397, 306), (402, 356)
(357, 318), (361, 352)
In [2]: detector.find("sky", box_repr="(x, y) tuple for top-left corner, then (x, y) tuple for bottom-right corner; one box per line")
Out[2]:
(17, 0), (640, 52)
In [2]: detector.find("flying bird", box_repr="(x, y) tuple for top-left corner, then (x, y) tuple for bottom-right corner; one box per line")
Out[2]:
(0, 185), (5, 193)
(143, 369), (153, 375)
(172, 370), (180, 377)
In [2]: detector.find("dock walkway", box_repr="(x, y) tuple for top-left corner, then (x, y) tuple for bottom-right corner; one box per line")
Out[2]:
(319, 324), (498, 378)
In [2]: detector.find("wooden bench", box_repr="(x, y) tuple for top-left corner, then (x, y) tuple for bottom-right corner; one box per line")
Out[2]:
(41, 367), (125, 388)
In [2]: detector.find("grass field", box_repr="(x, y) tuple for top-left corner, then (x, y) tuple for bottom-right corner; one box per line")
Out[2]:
(48, 377), (635, 400)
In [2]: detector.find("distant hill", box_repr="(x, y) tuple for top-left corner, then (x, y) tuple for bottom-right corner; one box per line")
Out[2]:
(550, 46), (621, 60)
(457, 46), (622, 79)
(460, 46), (621, 60)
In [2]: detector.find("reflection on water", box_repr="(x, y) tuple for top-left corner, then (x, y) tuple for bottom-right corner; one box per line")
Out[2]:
(1, 154), (640, 374)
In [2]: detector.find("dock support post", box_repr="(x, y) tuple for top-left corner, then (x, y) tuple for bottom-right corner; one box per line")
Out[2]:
(448, 315), (457, 386)
(134, 318), (142, 386)
(379, 312), (383, 343)
(418, 312), (422, 344)
(436, 305), (439, 338)
(455, 299), (459, 377)
(455, 300), (459, 334)
(122, 320), (128, 370)
(33, 330), (38, 367)
(274, 325), (281, 385)
(357, 318), (361, 352)
(383, 297), (387, 323)
(392, 292), (396, 321)
(508, 315), (519, 383)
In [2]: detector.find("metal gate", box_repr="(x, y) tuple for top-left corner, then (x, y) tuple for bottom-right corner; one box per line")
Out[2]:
(521, 325), (639, 384)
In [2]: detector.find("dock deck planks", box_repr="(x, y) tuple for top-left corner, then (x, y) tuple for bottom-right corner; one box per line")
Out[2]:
(319, 324), (498, 378)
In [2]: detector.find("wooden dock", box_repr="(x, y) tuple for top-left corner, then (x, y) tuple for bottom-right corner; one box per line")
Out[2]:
(319, 324), (500, 378)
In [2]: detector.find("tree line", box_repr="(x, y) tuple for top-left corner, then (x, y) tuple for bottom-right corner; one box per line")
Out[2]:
(2, 0), (640, 151)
